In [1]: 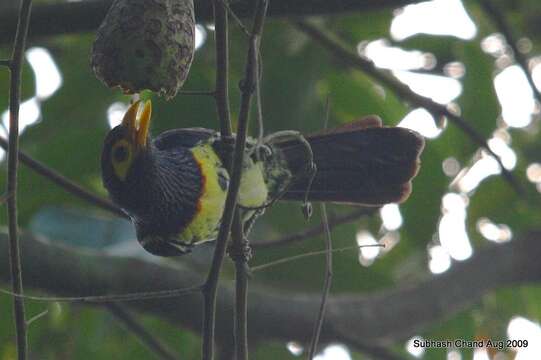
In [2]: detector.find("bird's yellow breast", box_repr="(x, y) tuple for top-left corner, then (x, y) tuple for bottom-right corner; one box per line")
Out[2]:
(178, 143), (228, 244)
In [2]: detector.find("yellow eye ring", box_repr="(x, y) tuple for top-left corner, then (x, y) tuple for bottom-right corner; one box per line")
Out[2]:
(111, 139), (133, 181)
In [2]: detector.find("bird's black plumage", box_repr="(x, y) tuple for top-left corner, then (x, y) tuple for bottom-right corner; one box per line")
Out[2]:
(101, 101), (425, 257)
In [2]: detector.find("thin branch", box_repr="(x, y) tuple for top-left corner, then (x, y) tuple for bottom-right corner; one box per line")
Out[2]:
(217, 0), (250, 36)
(178, 90), (216, 97)
(201, 1), (233, 359)
(478, 0), (541, 104)
(294, 20), (526, 198)
(25, 308), (48, 327)
(107, 303), (178, 360)
(307, 204), (333, 360)
(252, 207), (375, 249)
(4, 231), (541, 350)
(213, 0), (232, 138)
(250, 244), (383, 273)
(0, 0), (420, 44)
(230, 210), (249, 360)
(0, 137), (126, 218)
(202, 0), (268, 358)
(0, 59), (11, 67)
(6, 0), (33, 358)
(0, 285), (203, 303)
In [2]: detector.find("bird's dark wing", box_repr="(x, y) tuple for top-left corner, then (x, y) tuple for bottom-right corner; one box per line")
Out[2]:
(153, 128), (216, 150)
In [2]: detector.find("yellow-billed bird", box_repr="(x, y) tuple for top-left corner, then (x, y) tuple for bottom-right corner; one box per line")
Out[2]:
(101, 101), (424, 256)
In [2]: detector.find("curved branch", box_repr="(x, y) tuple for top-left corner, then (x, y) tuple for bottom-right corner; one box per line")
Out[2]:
(0, 0), (419, 44)
(1, 230), (539, 350)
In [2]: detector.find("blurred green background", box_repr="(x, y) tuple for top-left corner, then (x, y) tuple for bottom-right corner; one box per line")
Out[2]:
(1, 0), (541, 359)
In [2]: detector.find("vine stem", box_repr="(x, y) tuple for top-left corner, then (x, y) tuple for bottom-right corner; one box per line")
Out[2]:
(6, 0), (34, 359)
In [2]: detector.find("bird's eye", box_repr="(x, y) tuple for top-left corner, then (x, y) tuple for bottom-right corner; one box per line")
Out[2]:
(114, 145), (129, 162)
(110, 140), (133, 181)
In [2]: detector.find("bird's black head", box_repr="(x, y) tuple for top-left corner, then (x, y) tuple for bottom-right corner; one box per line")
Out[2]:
(101, 100), (153, 209)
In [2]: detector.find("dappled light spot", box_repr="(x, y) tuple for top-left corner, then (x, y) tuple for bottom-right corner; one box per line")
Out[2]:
(314, 344), (351, 360)
(428, 244), (451, 274)
(507, 317), (541, 359)
(476, 217), (512, 243)
(439, 193), (472, 261)
(447, 349), (462, 360)
(393, 70), (462, 104)
(379, 231), (400, 254)
(481, 33), (508, 57)
(0, 126), (6, 162)
(107, 102), (130, 129)
(442, 157), (461, 177)
(286, 341), (304, 356)
(359, 39), (434, 70)
(406, 336), (426, 358)
(356, 230), (380, 267)
(455, 155), (500, 193)
(526, 163), (541, 184)
(26, 47), (62, 100)
(398, 108), (444, 138)
(487, 137), (516, 170)
(380, 203), (403, 231)
(390, 0), (476, 41)
(443, 61), (466, 79)
(195, 24), (207, 50)
(2, 97), (41, 135)
(473, 348), (490, 360)
(494, 65), (535, 128)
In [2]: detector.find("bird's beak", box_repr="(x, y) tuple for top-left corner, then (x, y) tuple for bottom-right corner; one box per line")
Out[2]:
(121, 100), (152, 149)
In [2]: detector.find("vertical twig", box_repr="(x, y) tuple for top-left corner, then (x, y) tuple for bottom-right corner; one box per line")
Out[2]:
(478, 0), (541, 104)
(202, 1), (232, 359)
(107, 303), (178, 360)
(202, 1), (268, 359)
(230, 209), (249, 360)
(6, 1), (33, 359)
(214, 0), (232, 138)
(307, 100), (333, 359)
(307, 204), (333, 359)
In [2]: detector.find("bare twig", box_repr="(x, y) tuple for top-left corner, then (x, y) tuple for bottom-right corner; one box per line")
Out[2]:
(217, 0), (250, 36)
(107, 303), (178, 360)
(294, 20), (525, 197)
(478, 0), (541, 103)
(202, 1), (268, 358)
(25, 308), (48, 327)
(230, 210), (249, 360)
(6, 0), (33, 358)
(252, 207), (375, 249)
(178, 90), (216, 97)
(250, 244), (383, 273)
(0, 285), (203, 303)
(0, 137), (126, 218)
(213, 0), (232, 138)
(307, 204), (333, 359)
(201, 1), (233, 358)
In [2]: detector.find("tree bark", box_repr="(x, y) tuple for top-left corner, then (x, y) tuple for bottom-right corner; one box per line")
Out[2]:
(0, 0), (419, 44)
(1, 230), (540, 349)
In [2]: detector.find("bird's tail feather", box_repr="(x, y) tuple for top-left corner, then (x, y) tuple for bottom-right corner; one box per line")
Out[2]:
(273, 116), (425, 205)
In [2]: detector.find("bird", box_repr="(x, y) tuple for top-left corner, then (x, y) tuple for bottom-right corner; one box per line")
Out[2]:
(101, 100), (425, 256)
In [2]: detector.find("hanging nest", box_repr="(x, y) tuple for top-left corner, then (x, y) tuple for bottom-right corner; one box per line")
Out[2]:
(91, 0), (195, 100)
